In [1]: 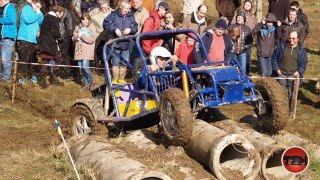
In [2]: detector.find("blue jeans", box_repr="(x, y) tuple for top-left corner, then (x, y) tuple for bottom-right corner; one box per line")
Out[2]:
(258, 56), (272, 77)
(78, 60), (93, 86)
(236, 52), (247, 74)
(112, 48), (130, 66)
(0, 39), (15, 80)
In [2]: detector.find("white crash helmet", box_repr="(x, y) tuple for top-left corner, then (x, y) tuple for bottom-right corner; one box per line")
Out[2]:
(150, 46), (172, 65)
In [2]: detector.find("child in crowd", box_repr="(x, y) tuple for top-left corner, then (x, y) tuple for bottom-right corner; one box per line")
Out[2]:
(72, 12), (96, 91)
(175, 36), (195, 65)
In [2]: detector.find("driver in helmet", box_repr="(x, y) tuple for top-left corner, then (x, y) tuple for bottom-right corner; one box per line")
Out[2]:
(137, 46), (179, 89)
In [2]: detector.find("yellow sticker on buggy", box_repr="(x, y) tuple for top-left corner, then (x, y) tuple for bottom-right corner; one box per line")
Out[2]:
(118, 100), (158, 117)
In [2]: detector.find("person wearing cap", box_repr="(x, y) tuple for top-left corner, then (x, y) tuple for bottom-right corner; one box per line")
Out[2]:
(193, 19), (234, 64)
(181, 4), (208, 35)
(229, 11), (253, 74)
(141, 1), (169, 54)
(252, 13), (280, 77)
(137, 46), (178, 89)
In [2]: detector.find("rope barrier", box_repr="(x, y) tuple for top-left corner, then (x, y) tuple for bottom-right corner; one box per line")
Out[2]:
(2, 59), (319, 81)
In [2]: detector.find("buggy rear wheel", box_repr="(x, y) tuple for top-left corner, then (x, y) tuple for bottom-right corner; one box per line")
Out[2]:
(159, 88), (194, 146)
(254, 78), (289, 133)
(71, 104), (108, 137)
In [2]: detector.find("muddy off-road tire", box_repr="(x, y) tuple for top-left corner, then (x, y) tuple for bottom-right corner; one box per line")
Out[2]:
(159, 88), (194, 146)
(71, 104), (108, 137)
(254, 78), (289, 133)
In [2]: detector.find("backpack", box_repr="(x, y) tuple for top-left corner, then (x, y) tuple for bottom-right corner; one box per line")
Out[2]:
(15, 0), (28, 28)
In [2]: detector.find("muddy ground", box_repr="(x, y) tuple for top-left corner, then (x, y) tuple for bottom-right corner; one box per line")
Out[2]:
(1, 0), (320, 179)
(0, 72), (319, 179)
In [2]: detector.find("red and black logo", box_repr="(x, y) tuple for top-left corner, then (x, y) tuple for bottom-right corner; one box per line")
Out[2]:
(281, 146), (309, 174)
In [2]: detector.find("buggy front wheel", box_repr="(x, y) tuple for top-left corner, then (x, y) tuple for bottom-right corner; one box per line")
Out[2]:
(71, 104), (108, 137)
(254, 78), (289, 133)
(159, 88), (194, 146)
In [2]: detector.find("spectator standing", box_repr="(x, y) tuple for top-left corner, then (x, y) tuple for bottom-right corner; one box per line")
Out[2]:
(215, 0), (241, 22)
(268, 0), (291, 22)
(272, 30), (308, 113)
(290, 1), (309, 38)
(132, 0), (149, 34)
(37, 6), (65, 89)
(231, 0), (257, 75)
(90, 0), (112, 34)
(252, 13), (279, 77)
(103, 0), (137, 83)
(277, 8), (306, 45)
(90, 0), (113, 68)
(181, 4), (208, 35)
(72, 12), (96, 91)
(229, 11), (253, 74)
(193, 19), (234, 64)
(17, 0), (43, 85)
(181, 0), (204, 19)
(231, 0), (257, 30)
(141, 1), (169, 54)
(0, 0), (17, 82)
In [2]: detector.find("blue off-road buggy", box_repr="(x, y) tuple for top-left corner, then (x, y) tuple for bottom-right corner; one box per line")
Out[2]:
(70, 29), (288, 144)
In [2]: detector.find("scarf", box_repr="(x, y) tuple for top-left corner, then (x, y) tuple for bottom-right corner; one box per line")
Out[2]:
(260, 24), (276, 36)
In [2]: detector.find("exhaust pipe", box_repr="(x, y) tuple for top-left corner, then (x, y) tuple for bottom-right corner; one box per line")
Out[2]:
(186, 120), (261, 180)
(213, 120), (296, 180)
(68, 135), (171, 180)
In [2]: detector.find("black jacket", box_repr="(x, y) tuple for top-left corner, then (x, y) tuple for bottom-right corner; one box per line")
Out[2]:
(38, 13), (61, 56)
(297, 8), (309, 37)
(252, 22), (277, 57)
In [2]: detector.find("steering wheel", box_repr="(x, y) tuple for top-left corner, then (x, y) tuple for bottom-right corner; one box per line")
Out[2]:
(163, 59), (182, 71)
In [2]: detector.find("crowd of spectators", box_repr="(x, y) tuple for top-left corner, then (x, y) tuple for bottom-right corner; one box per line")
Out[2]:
(0, 0), (311, 112)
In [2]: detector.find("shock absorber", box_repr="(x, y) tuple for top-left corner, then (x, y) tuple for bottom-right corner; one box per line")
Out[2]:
(182, 70), (189, 98)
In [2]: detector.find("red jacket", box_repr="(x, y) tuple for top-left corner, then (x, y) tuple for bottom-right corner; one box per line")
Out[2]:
(176, 40), (194, 65)
(141, 10), (163, 54)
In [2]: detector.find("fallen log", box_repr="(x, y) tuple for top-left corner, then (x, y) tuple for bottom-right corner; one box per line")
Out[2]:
(213, 120), (296, 180)
(67, 135), (171, 180)
(186, 119), (261, 180)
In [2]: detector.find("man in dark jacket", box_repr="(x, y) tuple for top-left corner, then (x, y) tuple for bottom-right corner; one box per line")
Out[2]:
(277, 8), (306, 45)
(290, 1), (309, 38)
(272, 30), (308, 113)
(193, 19), (234, 64)
(103, 0), (138, 83)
